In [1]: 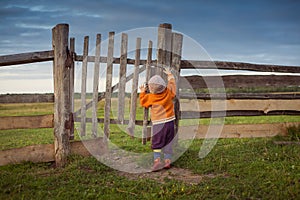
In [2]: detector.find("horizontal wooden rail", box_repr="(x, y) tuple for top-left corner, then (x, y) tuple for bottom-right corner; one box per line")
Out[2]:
(178, 122), (300, 139)
(75, 54), (300, 73)
(180, 75), (300, 89)
(0, 94), (54, 103)
(0, 138), (107, 166)
(180, 110), (300, 119)
(180, 60), (300, 73)
(180, 99), (300, 112)
(180, 93), (300, 100)
(1, 50), (298, 73)
(74, 117), (146, 126)
(0, 114), (54, 130)
(0, 50), (54, 67)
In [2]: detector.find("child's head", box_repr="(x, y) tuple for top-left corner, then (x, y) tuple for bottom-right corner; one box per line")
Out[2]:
(148, 75), (166, 94)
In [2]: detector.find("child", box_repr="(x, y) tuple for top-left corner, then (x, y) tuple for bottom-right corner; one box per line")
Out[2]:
(139, 68), (176, 172)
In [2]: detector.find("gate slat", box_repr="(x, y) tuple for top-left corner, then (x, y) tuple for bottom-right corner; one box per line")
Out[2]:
(69, 37), (75, 140)
(80, 36), (89, 136)
(92, 34), (101, 137)
(127, 37), (141, 137)
(118, 33), (128, 124)
(104, 32), (115, 139)
(142, 40), (152, 144)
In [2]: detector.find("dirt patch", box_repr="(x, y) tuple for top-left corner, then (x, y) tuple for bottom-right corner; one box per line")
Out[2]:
(118, 167), (223, 185)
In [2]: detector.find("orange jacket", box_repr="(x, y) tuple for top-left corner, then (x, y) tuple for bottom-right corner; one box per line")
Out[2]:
(140, 76), (176, 124)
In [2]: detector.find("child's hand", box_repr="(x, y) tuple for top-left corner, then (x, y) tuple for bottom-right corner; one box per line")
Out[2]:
(163, 67), (172, 75)
(139, 84), (146, 93)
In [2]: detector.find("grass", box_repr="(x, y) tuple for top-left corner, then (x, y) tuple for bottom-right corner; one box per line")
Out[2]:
(0, 102), (300, 199)
(0, 138), (299, 199)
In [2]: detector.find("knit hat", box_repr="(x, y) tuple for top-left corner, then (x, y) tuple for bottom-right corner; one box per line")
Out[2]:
(148, 75), (166, 94)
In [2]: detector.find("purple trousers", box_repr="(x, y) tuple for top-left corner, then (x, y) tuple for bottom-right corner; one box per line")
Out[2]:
(151, 120), (175, 155)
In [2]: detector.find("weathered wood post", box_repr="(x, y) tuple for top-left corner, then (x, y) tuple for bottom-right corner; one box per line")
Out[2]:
(69, 37), (75, 140)
(127, 37), (142, 137)
(142, 40), (153, 145)
(157, 23), (172, 78)
(52, 24), (72, 167)
(118, 33), (128, 124)
(171, 33), (183, 146)
(104, 32), (115, 139)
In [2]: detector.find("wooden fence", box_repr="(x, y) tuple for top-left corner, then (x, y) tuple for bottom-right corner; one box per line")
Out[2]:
(0, 23), (300, 166)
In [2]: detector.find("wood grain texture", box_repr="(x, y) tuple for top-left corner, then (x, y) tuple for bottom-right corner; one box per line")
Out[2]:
(0, 94), (54, 103)
(0, 138), (107, 166)
(0, 115), (54, 130)
(0, 50), (54, 67)
(178, 122), (300, 139)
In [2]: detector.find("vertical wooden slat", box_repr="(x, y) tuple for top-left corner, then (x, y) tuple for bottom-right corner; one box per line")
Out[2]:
(69, 37), (75, 140)
(104, 32), (115, 139)
(52, 24), (71, 167)
(171, 32), (183, 146)
(127, 37), (141, 137)
(118, 33), (128, 124)
(92, 34), (101, 138)
(80, 36), (89, 136)
(142, 40), (152, 144)
(156, 23), (172, 78)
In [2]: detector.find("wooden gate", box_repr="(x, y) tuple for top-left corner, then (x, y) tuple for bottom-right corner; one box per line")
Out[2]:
(72, 23), (183, 144)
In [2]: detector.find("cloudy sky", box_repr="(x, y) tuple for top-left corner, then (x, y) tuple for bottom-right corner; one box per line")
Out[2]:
(0, 0), (300, 93)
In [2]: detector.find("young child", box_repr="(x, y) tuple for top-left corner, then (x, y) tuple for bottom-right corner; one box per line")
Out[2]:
(139, 68), (176, 172)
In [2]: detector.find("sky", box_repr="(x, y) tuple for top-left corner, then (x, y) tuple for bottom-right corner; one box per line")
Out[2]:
(0, 0), (300, 93)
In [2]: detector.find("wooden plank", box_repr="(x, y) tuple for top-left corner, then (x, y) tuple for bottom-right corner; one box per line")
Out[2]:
(180, 110), (300, 119)
(104, 32), (115, 139)
(74, 117), (146, 126)
(0, 50), (54, 67)
(180, 75), (300, 89)
(74, 56), (300, 74)
(0, 144), (55, 166)
(180, 99), (300, 112)
(142, 40), (153, 144)
(156, 23), (172, 77)
(52, 24), (72, 167)
(0, 94), (54, 103)
(92, 34), (101, 138)
(180, 93), (300, 100)
(69, 37), (75, 140)
(180, 60), (300, 73)
(0, 138), (107, 166)
(178, 122), (300, 139)
(0, 114), (54, 130)
(75, 56), (147, 66)
(127, 37), (141, 137)
(118, 33), (128, 124)
(171, 32), (183, 147)
(69, 38), (75, 113)
(80, 36), (89, 136)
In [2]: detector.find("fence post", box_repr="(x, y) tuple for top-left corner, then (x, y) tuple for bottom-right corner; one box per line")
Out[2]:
(171, 33), (183, 147)
(157, 23), (172, 78)
(52, 24), (71, 167)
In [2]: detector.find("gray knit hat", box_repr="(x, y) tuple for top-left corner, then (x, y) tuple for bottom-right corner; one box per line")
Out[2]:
(148, 75), (166, 94)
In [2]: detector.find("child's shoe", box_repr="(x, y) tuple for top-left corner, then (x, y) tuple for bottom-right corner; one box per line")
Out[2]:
(164, 159), (171, 169)
(151, 158), (162, 172)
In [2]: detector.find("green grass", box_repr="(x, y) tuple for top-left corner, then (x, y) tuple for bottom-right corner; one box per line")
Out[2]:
(1, 102), (300, 199)
(0, 138), (299, 199)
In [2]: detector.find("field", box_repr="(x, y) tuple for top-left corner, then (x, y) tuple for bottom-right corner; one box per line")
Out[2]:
(0, 102), (300, 199)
